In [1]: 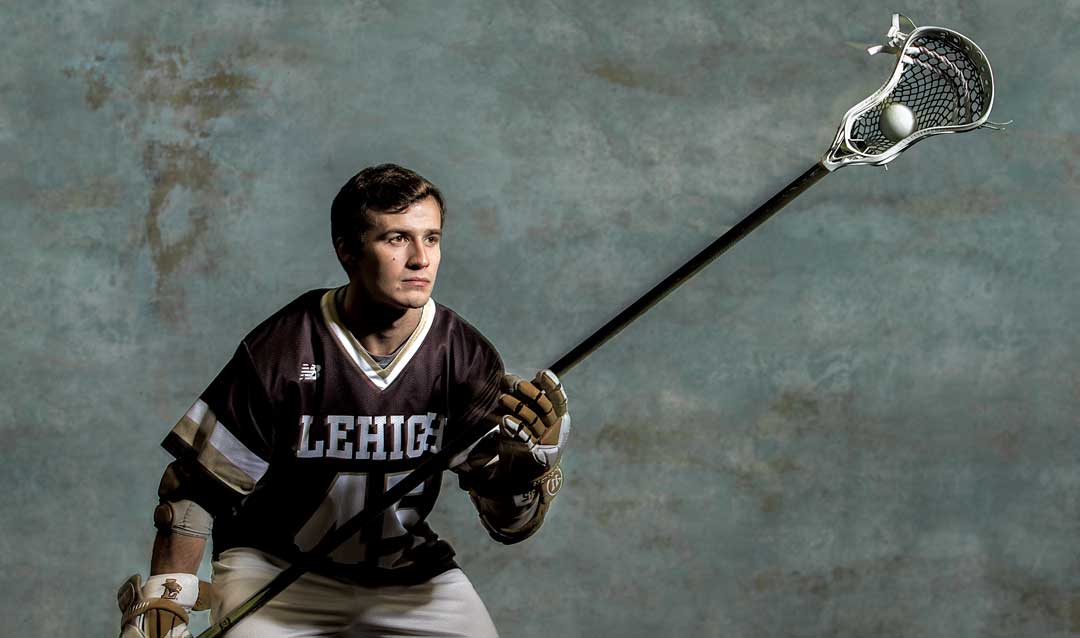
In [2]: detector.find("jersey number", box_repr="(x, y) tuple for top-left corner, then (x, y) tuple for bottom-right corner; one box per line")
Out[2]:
(294, 472), (420, 566)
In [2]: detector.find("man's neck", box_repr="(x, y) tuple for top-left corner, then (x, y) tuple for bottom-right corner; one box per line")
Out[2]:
(338, 285), (423, 356)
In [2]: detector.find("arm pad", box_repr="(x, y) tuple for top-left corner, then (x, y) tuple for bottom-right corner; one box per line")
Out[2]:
(153, 462), (219, 538)
(153, 500), (212, 539)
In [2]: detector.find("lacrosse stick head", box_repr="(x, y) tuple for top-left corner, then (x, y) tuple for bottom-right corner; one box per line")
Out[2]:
(822, 14), (1002, 170)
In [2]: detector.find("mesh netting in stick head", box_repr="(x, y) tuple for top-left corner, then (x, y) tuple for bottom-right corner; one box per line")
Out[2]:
(822, 14), (1000, 170)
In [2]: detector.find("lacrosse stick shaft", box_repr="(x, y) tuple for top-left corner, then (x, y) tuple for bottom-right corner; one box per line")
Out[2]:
(198, 160), (830, 638)
(551, 160), (829, 376)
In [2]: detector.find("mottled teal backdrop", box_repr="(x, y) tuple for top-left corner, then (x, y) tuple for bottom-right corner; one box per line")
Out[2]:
(2, 1), (1076, 636)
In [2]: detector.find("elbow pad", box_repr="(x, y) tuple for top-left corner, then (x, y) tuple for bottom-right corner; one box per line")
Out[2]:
(153, 499), (213, 539)
(153, 462), (215, 539)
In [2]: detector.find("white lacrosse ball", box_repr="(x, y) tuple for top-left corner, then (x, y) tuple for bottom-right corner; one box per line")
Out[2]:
(880, 103), (917, 142)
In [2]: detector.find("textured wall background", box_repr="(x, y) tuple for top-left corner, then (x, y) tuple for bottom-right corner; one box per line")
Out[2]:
(2, 0), (1077, 636)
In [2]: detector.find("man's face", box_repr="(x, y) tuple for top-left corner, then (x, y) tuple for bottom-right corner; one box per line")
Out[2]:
(352, 196), (442, 310)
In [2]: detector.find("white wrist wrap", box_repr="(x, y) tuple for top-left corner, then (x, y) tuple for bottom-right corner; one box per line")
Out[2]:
(141, 573), (200, 610)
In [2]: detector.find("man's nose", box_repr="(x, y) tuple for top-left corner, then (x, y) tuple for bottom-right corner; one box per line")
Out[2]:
(407, 242), (430, 268)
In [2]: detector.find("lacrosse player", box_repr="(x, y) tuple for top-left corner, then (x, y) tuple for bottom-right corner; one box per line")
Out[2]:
(117, 164), (570, 638)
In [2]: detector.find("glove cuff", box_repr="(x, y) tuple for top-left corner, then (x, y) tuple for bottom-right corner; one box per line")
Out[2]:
(529, 463), (564, 500)
(467, 461), (564, 500)
(468, 463), (565, 545)
(141, 573), (200, 610)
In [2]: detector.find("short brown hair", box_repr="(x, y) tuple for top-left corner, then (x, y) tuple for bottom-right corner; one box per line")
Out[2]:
(330, 163), (445, 265)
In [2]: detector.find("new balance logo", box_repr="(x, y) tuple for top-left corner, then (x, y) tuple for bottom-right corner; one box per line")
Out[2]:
(300, 363), (321, 382)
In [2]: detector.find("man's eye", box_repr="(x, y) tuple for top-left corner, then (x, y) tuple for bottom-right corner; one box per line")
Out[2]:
(425, 235), (440, 245)
(389, 235), (407, 245)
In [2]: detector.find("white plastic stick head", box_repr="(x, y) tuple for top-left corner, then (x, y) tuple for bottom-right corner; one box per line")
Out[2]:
(822, 14), (1001, 170)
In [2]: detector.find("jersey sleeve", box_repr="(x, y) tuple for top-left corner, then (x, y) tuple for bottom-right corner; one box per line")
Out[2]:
(161, 342), (275, 503)
(451, 331), (504, 434)
(441, 319), (503, 473)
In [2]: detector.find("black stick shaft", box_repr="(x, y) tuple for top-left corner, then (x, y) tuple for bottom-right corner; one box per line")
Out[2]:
(197, 160), (831, 638)
(550, 161), (830, 376)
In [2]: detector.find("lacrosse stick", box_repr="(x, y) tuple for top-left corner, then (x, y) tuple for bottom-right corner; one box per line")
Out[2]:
(199, 14), (1006, 637)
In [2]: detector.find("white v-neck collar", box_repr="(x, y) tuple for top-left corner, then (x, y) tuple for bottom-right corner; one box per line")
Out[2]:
(320, 288), (436, 391)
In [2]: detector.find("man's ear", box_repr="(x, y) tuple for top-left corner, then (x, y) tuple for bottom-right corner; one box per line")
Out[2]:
(335, 238), (359, 270)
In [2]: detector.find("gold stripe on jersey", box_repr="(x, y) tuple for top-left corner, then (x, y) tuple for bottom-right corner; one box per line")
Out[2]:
(169, 399), (269, 494)
(320, 288), (436, 391)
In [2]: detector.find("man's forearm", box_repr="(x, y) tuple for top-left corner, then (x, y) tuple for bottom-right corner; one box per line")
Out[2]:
(150, 532), (206, 575)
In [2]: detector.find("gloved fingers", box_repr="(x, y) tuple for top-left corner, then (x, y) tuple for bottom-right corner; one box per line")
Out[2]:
(500, 414), (552, 449)
(532, 369), (567, 417)
(538, 414), (565, 447)
(501, 374), (559, 428)
(497, 389), (544, 431)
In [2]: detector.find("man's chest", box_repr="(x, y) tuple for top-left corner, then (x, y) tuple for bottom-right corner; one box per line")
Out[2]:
(277, 351), (454, 468)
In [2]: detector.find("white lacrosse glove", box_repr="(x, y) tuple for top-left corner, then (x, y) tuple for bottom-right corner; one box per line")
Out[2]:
(117, 573), (209, 638)
(489, 369), (570, 485)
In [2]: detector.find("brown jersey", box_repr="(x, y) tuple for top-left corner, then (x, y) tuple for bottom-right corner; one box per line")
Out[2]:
(162, 287), (503, 586)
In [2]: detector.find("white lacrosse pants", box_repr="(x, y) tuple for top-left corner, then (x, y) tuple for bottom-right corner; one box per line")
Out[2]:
(210, 547), (499, 638)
